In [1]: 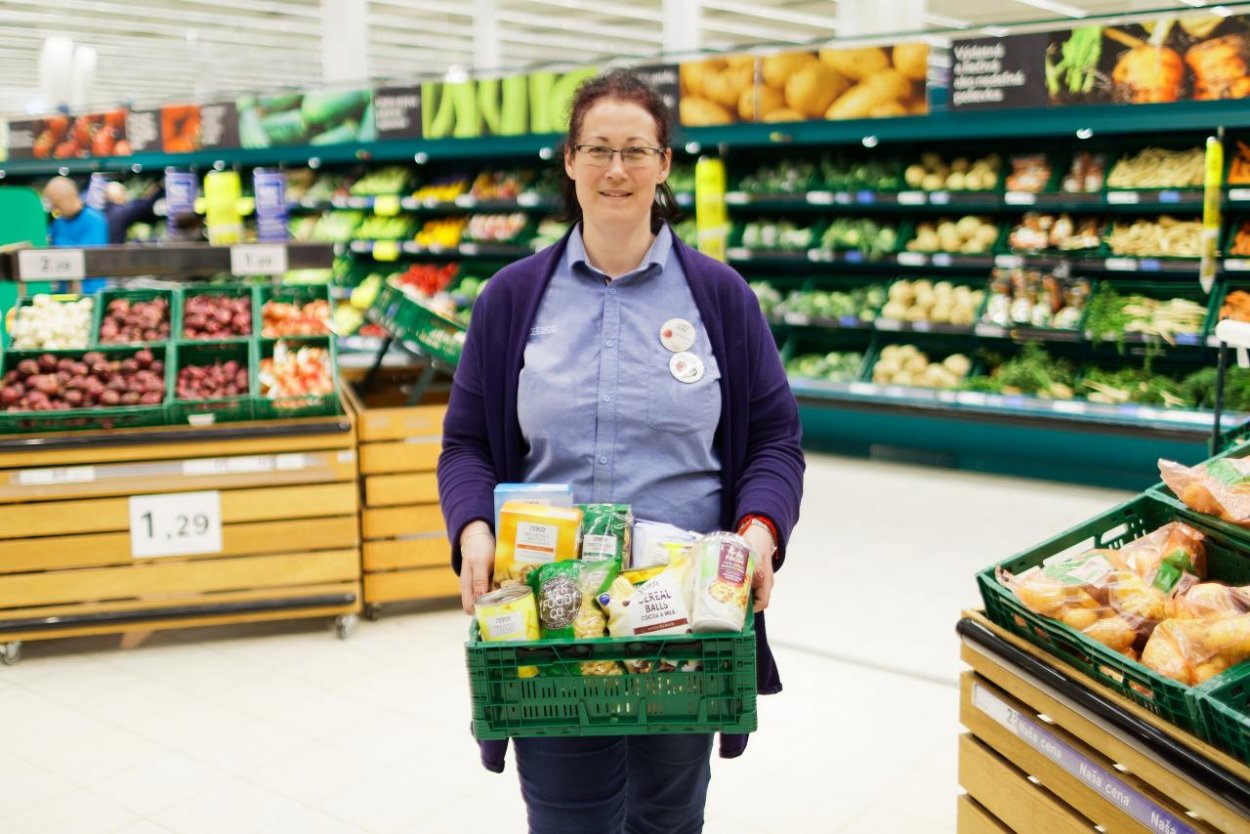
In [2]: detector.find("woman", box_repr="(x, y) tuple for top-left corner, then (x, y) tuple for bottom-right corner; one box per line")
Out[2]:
(438, 70), (805, 833)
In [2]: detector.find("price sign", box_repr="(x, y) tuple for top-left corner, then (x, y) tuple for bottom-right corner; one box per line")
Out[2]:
(876, 318), (902, 331)
(374, 195), (401, 217)
(1230, 188), (1250, 202)
(459, 243), (480, 256)
(129, 491), (223, 558)
(995, 255), (1024, 269)
(929, 191), (950, 205)
(896, 191), (926, 206)
(848, 382), (876, 396)
(1107, 191), (1140, 204)
(1159, 190), (1181, 204)
(1004, 192), (1036, 206)
(517, 193), (540, 207)
(17, 249), (86, 282)
(842, 250), (864, 264)
(897, 252), (927, 267)
(723, 192), (749, 205)
(726, 247), (750, 261)
(1104, 258), (1138, 271)
(807, 191), (835, 205)
(855, 190), (875, 205)
(230, 245), (288, 275)
(1226, 259), (1250, 272)
(348, 197), (370, 209)
(454, 195), (476, 208)
(372, 240), (401, 262)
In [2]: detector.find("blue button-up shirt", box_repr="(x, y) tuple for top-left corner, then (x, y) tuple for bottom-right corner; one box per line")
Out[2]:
(518, 225), (722, 534)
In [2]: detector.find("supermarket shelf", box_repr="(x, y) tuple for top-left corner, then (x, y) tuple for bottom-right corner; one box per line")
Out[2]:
(290, 193), (560, 214)
(0, 241), (336, 281)
(724, 188), (1202, 214)
(347, 240), (536, 259)
(0, 414), (353, 452)
(729, 248), (1206, 274)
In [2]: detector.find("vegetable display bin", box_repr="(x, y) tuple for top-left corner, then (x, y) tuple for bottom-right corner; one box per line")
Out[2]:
(170, 340), (256, 426)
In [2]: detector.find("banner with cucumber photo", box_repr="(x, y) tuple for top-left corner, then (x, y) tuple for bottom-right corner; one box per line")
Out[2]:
(421, 67), (598, 139)
(237, 88), (376, 149)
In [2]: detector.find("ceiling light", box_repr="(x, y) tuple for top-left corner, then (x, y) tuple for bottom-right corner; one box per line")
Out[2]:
(924, 12), (973, 29)
(982, 26), (1011, 37)
(1011, 0), (1089, 18)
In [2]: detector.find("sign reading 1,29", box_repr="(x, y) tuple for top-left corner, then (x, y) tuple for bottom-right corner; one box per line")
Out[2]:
(129, 490), (224, 558)
(17, 248), (86, 281)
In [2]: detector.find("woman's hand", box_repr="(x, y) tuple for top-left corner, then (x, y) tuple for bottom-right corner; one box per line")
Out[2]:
(459, 521), (496, 614)
(741, 525), (775, 613)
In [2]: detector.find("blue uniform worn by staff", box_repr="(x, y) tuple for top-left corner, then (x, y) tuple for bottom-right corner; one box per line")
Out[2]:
(44, 176), (108, 293)
(437, 70), (805, 834)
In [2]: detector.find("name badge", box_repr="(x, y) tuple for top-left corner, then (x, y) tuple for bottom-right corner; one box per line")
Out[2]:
(669, 352), (705, 384)
(660, 318), (696, 353)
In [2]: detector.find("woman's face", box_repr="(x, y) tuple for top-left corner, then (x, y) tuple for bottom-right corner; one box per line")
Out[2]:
(565, 98), (671, 230)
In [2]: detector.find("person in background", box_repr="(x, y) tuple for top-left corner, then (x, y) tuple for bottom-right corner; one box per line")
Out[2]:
(103, 181), (162, 245)
(438, 70), (805, 833)
(43, 176), (108, 293)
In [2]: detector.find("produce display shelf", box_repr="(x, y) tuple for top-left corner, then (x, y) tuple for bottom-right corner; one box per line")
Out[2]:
(0, 404), (363, 659)
(957, 611), (1250, 834)
(347, 240), (537, 260)
(731, 248), (1212, 274)
(724, 188), (1204, 213)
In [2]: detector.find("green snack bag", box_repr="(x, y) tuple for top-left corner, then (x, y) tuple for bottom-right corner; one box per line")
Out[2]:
(578, 503), (633, 566)
(528, 561), (583, 641)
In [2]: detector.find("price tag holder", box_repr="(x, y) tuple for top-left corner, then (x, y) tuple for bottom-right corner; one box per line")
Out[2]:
(129, 491), (223, 559)
(897, 252), (927, 267)
(459, 243), (480, 256)
(848, 382), (877, 396)
(897, 191), (926, 206)
(16, 465), (96, 486)
(230, 245), (288, 276)
(855, 190), (875, 205)
(727, 247), (750, 261)
(17, 248), (86, 282)
(931, 253), (953, 267)
(1230, 188), (1250, 202)
(876, 318), (902, 331)
(842, 250), (864, 264)
(929, 191), (950, 205)
(1104, 258), (1138, 271)
(374, 195), (402, 217)
(1004, 192), (1037, 206)
(1226, 259), (1250, 272)
(807, 191), (835, 206)
(1158, 190), (1181, 204)
(724, 192), (749, 205)
(995, 255), (1024, 269)
(517, 193), (541, 207)
(1107, 191), (1140, 205)
(833, 193), (853, 205)
(1050, 400), (1087, 415)
(372, 241), (401, 262)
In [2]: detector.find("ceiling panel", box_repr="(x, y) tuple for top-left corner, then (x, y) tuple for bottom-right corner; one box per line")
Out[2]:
(0, 0), (1231, 116)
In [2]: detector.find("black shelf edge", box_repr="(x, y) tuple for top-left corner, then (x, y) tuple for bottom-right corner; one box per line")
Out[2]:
(1, 242), (336, 281)
(0, 416), (352, 451)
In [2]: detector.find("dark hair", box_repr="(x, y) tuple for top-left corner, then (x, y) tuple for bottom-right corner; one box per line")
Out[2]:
(558, 70), (682, 233)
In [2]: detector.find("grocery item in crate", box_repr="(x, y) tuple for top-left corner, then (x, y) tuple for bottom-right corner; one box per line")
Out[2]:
(1224, 289), (1250, 324)
(1, 348), (164, 410)
(691, 532), (756, 633)
(415, 216), (465, 249)
(9, 295), (94, 350)
(1115, 520), (1207, 592)
(475, 586), (541, 642)
(1231, 141), (1250, 185)
(492, 483), (574, 534)
(528, 560), (624, 676)
(1169, 583), (1250, 619)
(778, 285), (885, 323)
(494, 501), (583, 587)
(261, 297), (331, 337)
(741, 220), (814, 251)
(630, 520), (699, 571)
(1008, 213), (1101, 253)
(785, 352), (864, 384)
(1107, 147), (1204, 190)
(872, 344), (970, 388)
(881, 279), (982, 326)
(258, 343), (333, 400)
(907, 217), (997, 255)
(1106, 216), (1202, 258)
(580, 503), (633, 564)
(183, 293), (252, 339)
(1141, 615), (1250, 686)
(465, 213), (527, 244)
(1231, 221), (1250, 257)
(983, 269), (1088, 330)
(902, 153), (1000, 191)
(1006, 154), (1051, 193)
(1161, 457), (1250, 526)
(600, 554), (695, 656)
(177, 358), (249, 400)
(1062, 152), (1107, 193)
(99, 296), (171, 343)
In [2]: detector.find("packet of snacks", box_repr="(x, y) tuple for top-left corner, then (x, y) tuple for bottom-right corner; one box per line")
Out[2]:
(579, 503), (633, 564)
(630, 519), (700, 571)
(527, 560), (623, 677)
(599, 554), (696, 674)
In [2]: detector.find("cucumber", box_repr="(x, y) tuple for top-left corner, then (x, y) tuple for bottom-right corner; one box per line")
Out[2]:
(549, 67), (598, 133)
(238, 107), (270, 149)
(424, 82), (455, 139)
(301, 89), (368, 126)
(358, 101), (377, 142)
(451, 81), (481, 138)
(529, 72), (556, 134)
(259, 92), (303, 111)
(310, 120), (359, 146)
(261, 109), (307, 145)
(500, 74), (529, 136)
(478, 78), (502, 136)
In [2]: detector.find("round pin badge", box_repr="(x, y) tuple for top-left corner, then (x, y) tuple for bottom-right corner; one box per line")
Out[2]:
(669, 351), (705, 384)
(660, 318), (696, 353)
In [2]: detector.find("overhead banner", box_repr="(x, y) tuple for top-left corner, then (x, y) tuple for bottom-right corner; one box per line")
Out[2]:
(237, 89), (373, 148)
(953, 13), (1250, 110)
(373, 85), (423, 140)
(422, 67), (596, 139)
(6, 110), (130, 159)
(125, 109), (163, 154)
(199, 101), (241, 150)
(631, 64), (681, 124)
(679, 44), (929, 127)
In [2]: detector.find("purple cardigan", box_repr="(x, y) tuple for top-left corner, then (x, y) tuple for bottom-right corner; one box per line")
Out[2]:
(438, 227), (805, 770)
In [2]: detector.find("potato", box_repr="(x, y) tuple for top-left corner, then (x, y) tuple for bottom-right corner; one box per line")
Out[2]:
(762, 108), (806, 123)
(945, 172), (966, 191)
(680, 96), (733, 126)
(825, 83), (888, 120)
(920, 173), (944, 191)
(891, 42), (929, 81)
(893, 370), (914, 386)
(704, 63), (755, 109)
(739, 85), (786, 121)
(868, 101), (907, 117)
(786, 61), (850, 118)
(881, 301), (908, 320)
(819, 46), (890, 81)
(863, 69), (912, 103)
(680, 59), (725, 97)
(725, 54), (756, 70)
(904, 164), (926, 188)
(943, 354), (971, 378)
(762, 51), (817, 90)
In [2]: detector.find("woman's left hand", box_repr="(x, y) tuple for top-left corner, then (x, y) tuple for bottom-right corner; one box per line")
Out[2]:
(741, 526), (775, 613)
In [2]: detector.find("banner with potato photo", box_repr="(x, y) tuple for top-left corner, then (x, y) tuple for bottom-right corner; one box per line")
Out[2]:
(678, 44), (930, 127)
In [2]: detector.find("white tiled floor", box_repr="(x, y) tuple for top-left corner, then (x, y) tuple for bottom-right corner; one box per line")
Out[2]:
(0, 454), (1131, 833)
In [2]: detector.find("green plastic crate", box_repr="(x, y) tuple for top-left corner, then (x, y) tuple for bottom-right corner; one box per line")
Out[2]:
(178, 284), (257, 341)
(93, 287), (176, 346)
(391, 292), (466, 367)
(5, 293), (97, 351)
(255, 336), (341, 419)
(171, 340), (255, 426)
(977, 493), (1250, 734)
(1196, 661), (1250, 765)
(466, 616), (757, 740)
(0, 345), (172, 435)
(256, 284), (333, 339)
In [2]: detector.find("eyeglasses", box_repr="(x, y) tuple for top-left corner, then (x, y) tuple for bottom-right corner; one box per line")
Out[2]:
(573, 144), (665, 167)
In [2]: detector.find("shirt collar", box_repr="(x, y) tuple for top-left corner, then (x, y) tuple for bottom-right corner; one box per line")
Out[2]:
(567, 223), (673, 284)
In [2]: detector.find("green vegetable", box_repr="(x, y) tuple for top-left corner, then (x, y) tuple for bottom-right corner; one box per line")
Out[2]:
(310, 120), (360, 146)
(786, 351), (864, 383)
(500, 74), (529, 136)
(301, 89), (368, 126)
(1046, 27), (1103, 97)
(259, 93), (302, 112)
(238, 107), (270, 149)
(966, 343), (1076, 398)
(261, 110), (307, 145)
(1080, 364), (1189, 408)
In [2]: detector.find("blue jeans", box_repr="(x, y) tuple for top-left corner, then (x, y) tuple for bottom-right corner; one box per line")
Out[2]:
(514, 734), (714, 834)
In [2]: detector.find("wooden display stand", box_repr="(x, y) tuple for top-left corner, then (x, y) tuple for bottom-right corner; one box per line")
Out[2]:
(341, 370), (458, 617)
(0, 405), (363, 664)
(957, 611), (1250, 834)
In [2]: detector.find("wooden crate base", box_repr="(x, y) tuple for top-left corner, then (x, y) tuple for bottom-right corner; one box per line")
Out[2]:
(956, 794), (1014, 834)
(363, 536), (449, 571)
(362, 505), (445, 539)
(364, 565), (459, 604)
(959, 733), (1095, 834)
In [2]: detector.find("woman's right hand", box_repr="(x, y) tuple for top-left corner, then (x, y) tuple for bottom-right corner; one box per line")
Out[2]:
(459, 520), (496, 614)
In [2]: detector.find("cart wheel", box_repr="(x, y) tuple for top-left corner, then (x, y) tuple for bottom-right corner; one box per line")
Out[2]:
(335, 615), (359, 640)
(364, 604), (382, 622)
(0, 642), (21, 666)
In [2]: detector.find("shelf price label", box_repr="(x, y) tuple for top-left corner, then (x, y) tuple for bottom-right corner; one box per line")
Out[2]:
(129, 491), (224, 559)
(1004, 192), (1036, 206)
(374, 195), (402, 217)
(372, 241), (401, 261)
(896, 252), (927, 267)
(1230, 188), (1250, 202)
(807, 191), (835, 205)
(1104, 258), (1138, 271)
(230, 244), (288, 275)
(896, 191), (926, 206)
(17, 248), (86, 282)
(1107, 191), (1140, 205)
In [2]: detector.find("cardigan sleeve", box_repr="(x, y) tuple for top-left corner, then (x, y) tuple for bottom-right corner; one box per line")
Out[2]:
(437, 288), (501, 575)
(732, 288), (805, 570)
